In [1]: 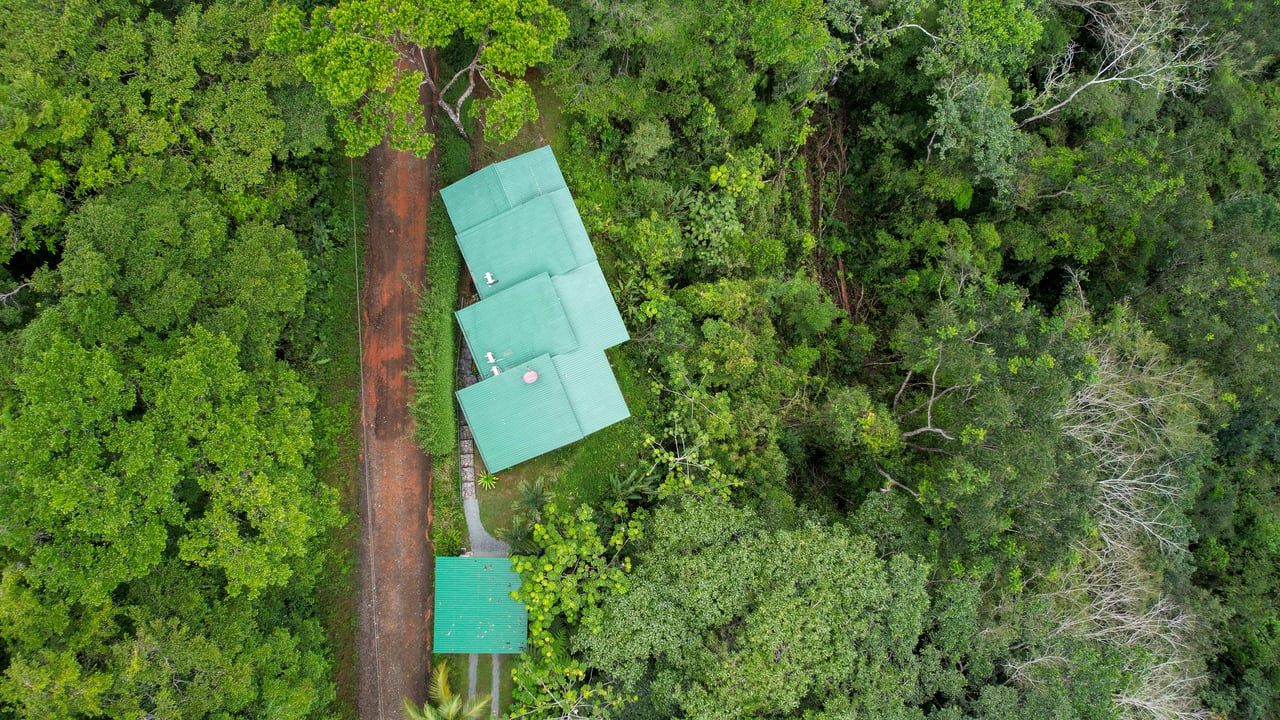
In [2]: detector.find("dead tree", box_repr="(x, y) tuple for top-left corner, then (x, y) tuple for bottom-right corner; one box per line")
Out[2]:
(0, 281), (30, 308)
(1011, 314), (1212, 719)
(1018, 0), (1221, 126)
(1056, 339), (1209, 553)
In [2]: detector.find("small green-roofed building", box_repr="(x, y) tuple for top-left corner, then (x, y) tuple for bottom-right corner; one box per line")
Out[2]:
(444, 146), (630, 472)
(456, 354), (584, 472)
(433, 557), (527, 654)
(440, 146), (567, 233)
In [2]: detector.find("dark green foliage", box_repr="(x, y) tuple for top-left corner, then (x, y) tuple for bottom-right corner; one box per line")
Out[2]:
(408, 196), (460, 458)
(437, 128), (474, 186)
(58, 178), (308, 368)
(0, 0), (314, 264)
(579, 494), (929, 719)
(553, 0), (837, 157)
(0, 0), (350, 716)
(511, 0), (1280, 717)
(4, 0), (1277, 716)
(0, 559), (335, 719)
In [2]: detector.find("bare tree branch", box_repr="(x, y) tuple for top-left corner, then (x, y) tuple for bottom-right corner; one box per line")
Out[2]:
(0, 282), (30, 308)
(1018, 0), (1221, 126)
(875, 463), (920, 498)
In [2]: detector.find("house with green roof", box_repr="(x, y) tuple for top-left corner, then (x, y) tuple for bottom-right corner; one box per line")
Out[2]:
(441, 147), (630, 472)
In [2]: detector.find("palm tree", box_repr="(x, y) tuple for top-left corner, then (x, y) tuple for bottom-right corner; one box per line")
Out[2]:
(401, 660), (490, 720)
(512, 478), (554, 521)
(498, 516), (536, 555)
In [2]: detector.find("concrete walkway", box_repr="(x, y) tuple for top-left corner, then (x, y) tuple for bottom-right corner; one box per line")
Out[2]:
(457, 341), (510, 716)
(464, 653), (503, 717)
(457, 343), (510, 558)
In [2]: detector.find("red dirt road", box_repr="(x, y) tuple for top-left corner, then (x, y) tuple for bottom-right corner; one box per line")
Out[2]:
(358, 140), (433, 720)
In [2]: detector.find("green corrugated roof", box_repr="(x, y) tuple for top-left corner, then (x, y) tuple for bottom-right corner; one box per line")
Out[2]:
(440, 146), (567, 232)
(552, 348), (630, 435)
(456, 354), (583, 472)
(433, 557), (527, 654)
(551, 262), (630, 350)
(457, 190), (595, 299)
(443, 146), (630, 472)
(456, 274), (579, 372)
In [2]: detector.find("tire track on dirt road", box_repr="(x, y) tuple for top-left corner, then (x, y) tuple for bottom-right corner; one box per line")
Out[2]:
(357, 139), (434, 720)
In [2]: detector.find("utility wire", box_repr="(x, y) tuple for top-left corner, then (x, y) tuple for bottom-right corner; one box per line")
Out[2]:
(350, 157), (386, 720)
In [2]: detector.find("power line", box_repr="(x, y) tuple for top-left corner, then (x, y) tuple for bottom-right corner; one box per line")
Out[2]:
(350, 157), (386, 720)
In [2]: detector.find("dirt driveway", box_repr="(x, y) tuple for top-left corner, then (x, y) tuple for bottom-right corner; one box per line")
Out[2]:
(357, 140), (433, 720)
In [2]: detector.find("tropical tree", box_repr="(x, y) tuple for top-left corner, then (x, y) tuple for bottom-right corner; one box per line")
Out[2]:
(579, 494), (929, 719)
(269, 0), (568, 156)
(513, 478), (554, 521)
(402, 660), (489, 720)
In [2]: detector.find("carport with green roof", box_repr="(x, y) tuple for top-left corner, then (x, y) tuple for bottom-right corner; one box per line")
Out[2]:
(433, 557), (527, 654)
(442, 146), (630, 473)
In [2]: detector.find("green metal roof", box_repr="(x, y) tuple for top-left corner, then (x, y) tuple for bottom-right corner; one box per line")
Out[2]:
(456, 354), (583, 472)
(443, 146), (630, 473)
(439, 146), (567, 233)
(455, 274), (580, 372)
(433, 557), (527, 654)
(457, 189), (595, 299)
(551, 262), (630, 350)
(552, 348), (630, 435)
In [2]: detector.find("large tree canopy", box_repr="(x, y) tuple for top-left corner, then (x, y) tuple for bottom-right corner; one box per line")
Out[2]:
(269, 0), (569, 156)
(579, 495), (930, 719)
(0, 1), (346, 716)
(0, 0), (317, 264)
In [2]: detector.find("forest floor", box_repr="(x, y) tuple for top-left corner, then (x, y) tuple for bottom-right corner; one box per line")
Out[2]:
(356, 140), (434, 720)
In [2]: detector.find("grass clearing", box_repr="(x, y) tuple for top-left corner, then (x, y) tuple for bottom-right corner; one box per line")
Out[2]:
(431, 653), (514, 715)
(475, 450), (567, 539)
(558, 349), (652, 504)
(476, 73), (570, 165)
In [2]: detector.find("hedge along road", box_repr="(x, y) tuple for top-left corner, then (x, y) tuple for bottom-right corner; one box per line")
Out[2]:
(358, 136), (434, 720)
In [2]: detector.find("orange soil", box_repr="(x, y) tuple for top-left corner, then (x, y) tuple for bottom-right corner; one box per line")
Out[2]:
(357, 139), (434, 720)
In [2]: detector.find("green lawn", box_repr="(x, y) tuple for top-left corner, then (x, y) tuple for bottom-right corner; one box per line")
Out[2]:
(431, 653), (514, 717)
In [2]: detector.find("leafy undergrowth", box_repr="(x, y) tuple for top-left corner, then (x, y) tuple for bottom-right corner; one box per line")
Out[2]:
(312, 159), (367, 720)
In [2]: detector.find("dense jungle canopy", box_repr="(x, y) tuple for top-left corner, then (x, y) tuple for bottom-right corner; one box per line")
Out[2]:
(2, 0), (1278, 718)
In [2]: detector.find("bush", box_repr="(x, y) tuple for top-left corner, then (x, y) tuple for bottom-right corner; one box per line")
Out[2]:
(409, 196), (460, 458)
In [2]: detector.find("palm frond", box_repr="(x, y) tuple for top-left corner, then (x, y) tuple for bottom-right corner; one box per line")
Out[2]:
(430, 660), (453, 705)
(402, 696), (428, 720)
(462, 695), (492, 719)
(439, 695), (464, 719)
